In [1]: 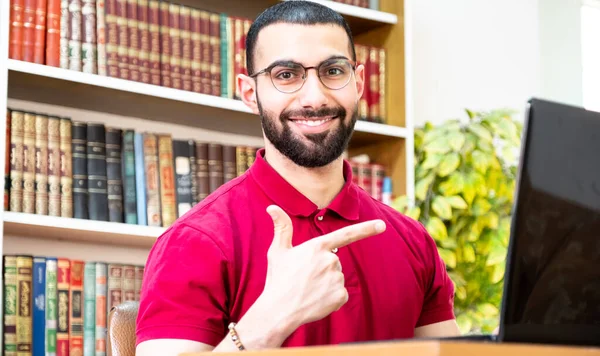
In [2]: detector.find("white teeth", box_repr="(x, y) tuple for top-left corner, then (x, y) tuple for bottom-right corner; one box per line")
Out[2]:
(294, 118), (332, 127)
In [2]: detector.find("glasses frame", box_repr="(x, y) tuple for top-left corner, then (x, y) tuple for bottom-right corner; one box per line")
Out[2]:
(249, 58), (357, 94)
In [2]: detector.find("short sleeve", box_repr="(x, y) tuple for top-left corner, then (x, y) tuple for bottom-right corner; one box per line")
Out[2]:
(135, 223), (230, 347)
(416, 225), (456, 327)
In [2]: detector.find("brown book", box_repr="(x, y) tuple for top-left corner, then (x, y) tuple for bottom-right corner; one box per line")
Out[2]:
(127, 0), (139, 81)
(356, 44), (369, 121)
(105, 0), (119, 77)
(371, 164), (385, 201)
(9, 110), (24, 213)
(357, 163), (372, 196)
(209, 12), (221, 97)
(378, 47), (386, 123)
(195, 141), (208, 202)
(59, 0), (69, 68)
(22, 0), (36, 62)
(159, 1), (171, 87)
(207, 143), (223, 194)
(60, 118), (73, 218)
(368, 47), (380, 122)
(199, 11), (210, 94)
(33, 0), (47, 63)
(190, 9), (201, 93)
(16, 255), (33, 355)
(35, 114), (49, 215)
(232, 17), (242, 100)
(222, 145), (236, 183)
(122, 265), (136, 302)
(148, 0), (160, 86)
(168, 3), (181, 90)
(143, 133), (161, 226)
(116, 0), (129, 79)
(245, 146), (256, 170)
(107, 264), (122, 309)
(9, 0), (25, 60)
(81, 0), (97, 74)
(138, 0), (150, 84)
(22, 112), (36, 214)
(68, 0), (82, 71)
(46, 0), (61, 66)
(235, 146), (246, 177)
(56, 258), (70, 356)
(5, 110), (11, 211)
(134, 266), (144, 301)
(69, 260), (84, 356)
(96, 0), (107, 75)
(180, 5), (192, 92)
(48, 116), (62, 217)
(157, 134), (176, 227)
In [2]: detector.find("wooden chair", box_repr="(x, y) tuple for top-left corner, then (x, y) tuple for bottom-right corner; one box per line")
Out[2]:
(107, 301), (139, 356)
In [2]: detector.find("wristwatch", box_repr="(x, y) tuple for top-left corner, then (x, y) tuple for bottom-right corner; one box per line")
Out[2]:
(228, 322), (246, 351)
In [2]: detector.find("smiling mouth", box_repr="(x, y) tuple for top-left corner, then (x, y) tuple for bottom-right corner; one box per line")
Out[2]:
(289, 116), (337, 127)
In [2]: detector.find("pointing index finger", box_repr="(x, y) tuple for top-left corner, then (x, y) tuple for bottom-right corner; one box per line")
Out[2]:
(319, 219), (386, 250)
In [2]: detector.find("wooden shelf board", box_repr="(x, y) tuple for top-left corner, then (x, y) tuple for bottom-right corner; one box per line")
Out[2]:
(3, 212), (164, 248)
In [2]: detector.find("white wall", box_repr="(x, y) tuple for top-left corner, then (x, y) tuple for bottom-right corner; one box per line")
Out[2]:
(408, 0), (587, 128)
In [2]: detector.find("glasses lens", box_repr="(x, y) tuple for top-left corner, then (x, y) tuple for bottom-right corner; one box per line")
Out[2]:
(319, 59), (353, 90)
(270, 62), (305, 93)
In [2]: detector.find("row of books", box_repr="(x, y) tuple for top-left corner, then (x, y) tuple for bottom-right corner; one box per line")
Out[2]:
(7, 0), (388, 124)
(5, 107), (259, 227)
(329, 0), (379, 10)
(2, 255), (143, 356)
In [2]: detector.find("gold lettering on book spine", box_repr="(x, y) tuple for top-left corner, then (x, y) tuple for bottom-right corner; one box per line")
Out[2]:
(10, 111), (24, 212)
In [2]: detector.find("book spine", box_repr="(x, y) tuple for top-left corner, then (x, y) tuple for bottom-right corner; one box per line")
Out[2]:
(96, 0), (107, 75)
(17, 255), (33, 356)
(106, 128), (124, 222)
(379, 47), (386, 123)
(371, 164), (384, 202)
(173, 140), (192, 217)
(358, 163), (372, 196)
(105, 0), (119, 77)
(122, 129), (137, 224)
(33, 256), (46, 356)
(180, 5), (192, 91)
(116, 0), (129, 80)
(157, 134), (176, 226)
(356, 44), (369, 121)
(5, 109), (11, 211)
(218, 13), (227, 98)
(232, 17), (241, 100)
(143, 133), (160, 226)
(127, 0), (139, 81)
(207, 143), (222, 194)
(56, 258), (70, 356)
(134, 266), (144, 302)
(159, 1), (171, 87)
(148, 0), (161, 86)
(33, 0), (47, 64)
(188, 140), (197, 206)
(60, 118), (73, 218)
(87, 123), (108, 221)
(35, 114), (49, 215)
(71, 122), (88, 219)
(22, 0), (36, 62)
(9, 0), (25, 60)
(81, 0), (97, 74)
(245, 146), (255, 170)
(107, 264), (122, 310)
(68, 0), (82, 71)
(59, 0), (70, 68)
(191, 9), (201, 93)
(122, 265), (136, 302)
(235, 146), (246, 177)
(222, 145), (236, 184)
(22, 112), (36, 214)
(368, 47), (379, 122)
(45, 258), (58, 356)
(195, 142), (208, 201)
(209, 13), (221, 97)
(138, 0), (150, 84)
(9, 110), (24, 213)
(169, 3), (181, 90)
(69, 260), (84, 356)
(226, 17), (234, 99)
(47, 117), (62, 217)
(4, 255), (18, 356)
(83, 262), (96, 356)
(94, 262), (107, 356)
(46, 0), (61, 66)
(199, 11), (210, 94)
(134, 132), (147, 225)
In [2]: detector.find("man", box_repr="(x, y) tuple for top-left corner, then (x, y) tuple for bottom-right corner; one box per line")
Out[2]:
(135, 1), (460, 354)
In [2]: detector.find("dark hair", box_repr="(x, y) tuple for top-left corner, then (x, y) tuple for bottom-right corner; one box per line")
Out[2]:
(246, 0), (356, 75)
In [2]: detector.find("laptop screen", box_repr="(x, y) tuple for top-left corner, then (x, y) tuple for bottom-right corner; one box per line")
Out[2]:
(500, 98), (600, 346)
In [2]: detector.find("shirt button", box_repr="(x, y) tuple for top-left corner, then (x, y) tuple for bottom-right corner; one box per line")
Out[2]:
(317, 216), (324, 221)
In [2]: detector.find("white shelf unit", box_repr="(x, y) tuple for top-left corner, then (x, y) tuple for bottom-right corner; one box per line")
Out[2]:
(0, 0), (413, 278)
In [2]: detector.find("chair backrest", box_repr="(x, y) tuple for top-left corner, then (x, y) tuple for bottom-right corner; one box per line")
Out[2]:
(107, 301), (140, 356)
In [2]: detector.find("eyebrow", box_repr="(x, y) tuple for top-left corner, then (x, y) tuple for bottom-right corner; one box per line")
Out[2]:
(265, 55), (350, 69)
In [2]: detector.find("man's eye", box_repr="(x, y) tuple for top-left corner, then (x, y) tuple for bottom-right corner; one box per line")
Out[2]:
(275, 71), (297, 80)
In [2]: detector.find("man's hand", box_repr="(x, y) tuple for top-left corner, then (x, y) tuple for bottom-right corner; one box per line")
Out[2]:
(260, 204), (387, 330)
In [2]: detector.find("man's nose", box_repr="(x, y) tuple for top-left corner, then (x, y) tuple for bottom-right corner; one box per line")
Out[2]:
(297, 70), (329, 109)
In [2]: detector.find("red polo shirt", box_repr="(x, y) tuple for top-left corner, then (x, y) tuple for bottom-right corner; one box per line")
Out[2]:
(135, 148), (455, 347)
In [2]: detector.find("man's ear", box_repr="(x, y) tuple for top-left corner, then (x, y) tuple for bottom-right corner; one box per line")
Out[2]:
(238, 74), (259, 114)
(354, 63), (365, 103)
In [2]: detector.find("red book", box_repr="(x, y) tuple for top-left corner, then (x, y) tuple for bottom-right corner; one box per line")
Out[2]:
(69, 260), (84, 356)
(199, 11), (210, 94)
(368, 47), (381, 122)
(22, 0), (36, 62)
(45, 0), (61, 66)
(180, 5), (192, 92)
(159, 1), (171, 87)
(57, 258), (70, 356)
(127, 0), (139, 81)
(148, 0), (160, 86)
(169, 3), (181, 90)
(138, 0), (150, 83)
(9, 0), (25, 60)
(106, 0), (119, 77)
(33, 0), (47, 63)
(209, 12), (221, 97)
(190, 9), (201, 93)
(371, 164), (385, 201)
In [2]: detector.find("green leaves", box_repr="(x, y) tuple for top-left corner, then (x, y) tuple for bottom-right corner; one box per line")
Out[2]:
(426, 217), (448, 241)
(438, 153), (461, 177)
(438, 248), (457, 268)
(448, 132), (466, 151)
(446, 196), (468, 209)
(432, 196), (453, 220)
(468, 123), (493, 142)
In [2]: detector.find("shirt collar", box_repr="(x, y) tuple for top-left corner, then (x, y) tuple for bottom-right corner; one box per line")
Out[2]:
(249, 148), (360, 221)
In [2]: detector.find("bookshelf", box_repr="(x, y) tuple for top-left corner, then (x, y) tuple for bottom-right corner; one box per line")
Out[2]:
(0, 0), (413, 345)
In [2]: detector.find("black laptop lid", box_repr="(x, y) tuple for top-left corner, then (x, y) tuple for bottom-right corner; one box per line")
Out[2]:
(499, 98), (600, 346)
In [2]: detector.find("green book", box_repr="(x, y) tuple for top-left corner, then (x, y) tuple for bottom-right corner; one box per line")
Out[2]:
(45, 257), (58, 356)
(84, 262), (97, 356)
(4, 255), (17, 356)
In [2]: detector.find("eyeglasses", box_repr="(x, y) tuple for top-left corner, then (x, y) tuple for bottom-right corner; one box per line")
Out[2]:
(249, 58), (356, 94)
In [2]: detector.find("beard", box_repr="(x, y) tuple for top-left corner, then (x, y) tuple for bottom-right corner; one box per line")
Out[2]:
(257, 96), (357, 168)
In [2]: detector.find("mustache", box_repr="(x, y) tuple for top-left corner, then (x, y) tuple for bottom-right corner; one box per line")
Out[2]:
(280, 106), (346, 120)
